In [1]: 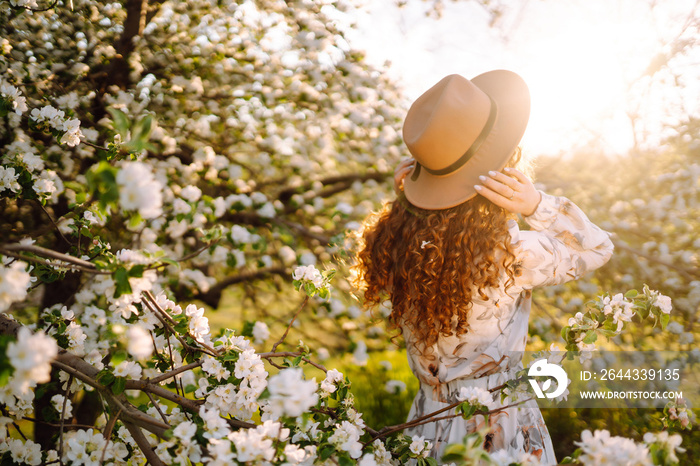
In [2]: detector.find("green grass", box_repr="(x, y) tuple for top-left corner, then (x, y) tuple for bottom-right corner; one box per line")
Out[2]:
(329, 349), (419, 430)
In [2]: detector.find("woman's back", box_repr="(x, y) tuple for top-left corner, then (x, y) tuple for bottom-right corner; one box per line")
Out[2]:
(353, 71), (613, 463)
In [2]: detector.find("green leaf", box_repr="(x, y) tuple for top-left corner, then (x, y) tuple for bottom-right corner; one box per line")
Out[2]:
(131, 114), (154, 142)
(660, 313), (670, 330)
(624, 289), (638, 298)
(441, 443), (467, 461)
(97, 370), (115, 386)
(337, 455), (354, 466)
(156, 257), (180, 270)
(561, 326), (570, 341)
(305, 282), (316, 295)
(0, 366), (13, 386)
(87, 162), (119, 208)
(111, 376), (126, 395)
(114, 266), (133, 298)
(107, 107), (131, 138)
(319, 445), (335, 461)
(582, 330), (598, 344)
(127, 212), (144, 229)
(128, 265), (146, 278)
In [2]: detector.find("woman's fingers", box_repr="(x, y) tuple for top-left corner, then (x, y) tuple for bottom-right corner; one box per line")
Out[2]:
(485, 169), (520, 189)
(474, 184), (512, 209)
(474, 167), (541, 215)
(503, 167), (535, 186)
(478, 172), (518, 199)
(394, 158), (415, 193)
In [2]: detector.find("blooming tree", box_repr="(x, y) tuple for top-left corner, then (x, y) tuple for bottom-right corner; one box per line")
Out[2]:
(0, 0), (697, 464)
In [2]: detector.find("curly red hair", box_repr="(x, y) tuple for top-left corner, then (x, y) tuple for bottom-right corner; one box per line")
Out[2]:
(352, 153), (525, 349)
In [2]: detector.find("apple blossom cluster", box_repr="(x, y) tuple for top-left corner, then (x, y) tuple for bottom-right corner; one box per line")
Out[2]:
(0, 325), (59, 436)
(293, 264), (326, 289)
(561, 287), (674, 357)
(0, 438), (43, 466)
(0, 261), (31, 312)
(6, 326), (58, 393)
(0, 79), (28, 115)
(266, 367), (319, 418)
(664, 397), (694, 430)
(115, 161), (164, 219)
(570, 428), (685, 465)
(456, 386), (497, 411)
(29, 105), (83, 147)
(408, 435), (433, 458)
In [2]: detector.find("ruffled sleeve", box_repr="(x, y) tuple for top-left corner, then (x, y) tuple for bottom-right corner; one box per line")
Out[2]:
(511, 191), (614, 289)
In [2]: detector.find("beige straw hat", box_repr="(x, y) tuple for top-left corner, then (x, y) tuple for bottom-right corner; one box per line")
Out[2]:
(402, 70), (530, 210)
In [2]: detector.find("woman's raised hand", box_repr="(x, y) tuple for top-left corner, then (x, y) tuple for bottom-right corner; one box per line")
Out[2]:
(474, 167), (542, 216)
(393, 158), (416, 194)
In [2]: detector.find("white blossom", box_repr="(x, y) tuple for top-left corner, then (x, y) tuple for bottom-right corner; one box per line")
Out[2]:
(0, 166), (21, 194)
(0, 79), (28, 115)
(252, 321), (270, 344)
(126, 325), (154, 359)
(653, 293), (673, 314)
(0, 261), (32, 312)
(408, 435), (432, 458)
(384, 379), (406, 394)
(180, 185), (202, 202)
(113, 360), (142, 379)
(51, 394), (73, 418)
(456, 386), (496, 410)
(575, 429), (651, 465)
(320, 368), (344, 396)
(116, 161), (164, 219)
(328, 420), (364, 459)
(7, 327), (58, 392)
(267, 368), (318, 418)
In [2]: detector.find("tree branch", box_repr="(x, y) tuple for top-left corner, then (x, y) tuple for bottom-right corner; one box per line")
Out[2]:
(258, 351), (327, 373)
(277, 171), (390, 203)
(194, 266), (288, 308)
(613, 241), (700, 279)
(271, 296), (309, 353)
(0, 243), (112, 274)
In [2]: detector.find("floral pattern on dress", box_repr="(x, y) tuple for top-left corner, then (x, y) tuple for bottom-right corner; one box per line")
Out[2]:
(402, 192), (614, 464)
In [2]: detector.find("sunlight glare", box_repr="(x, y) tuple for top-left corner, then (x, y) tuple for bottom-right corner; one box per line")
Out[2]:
(517, 1), (658, 155)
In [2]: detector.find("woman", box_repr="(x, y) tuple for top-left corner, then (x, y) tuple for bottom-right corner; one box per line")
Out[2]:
(352, 71), (614, 463)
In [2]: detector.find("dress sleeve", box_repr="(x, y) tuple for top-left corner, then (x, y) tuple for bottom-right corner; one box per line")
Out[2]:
(511, 191), (614, 289)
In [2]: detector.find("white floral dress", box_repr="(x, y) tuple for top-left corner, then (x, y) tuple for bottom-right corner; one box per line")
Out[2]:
(402, 192), (614, 464)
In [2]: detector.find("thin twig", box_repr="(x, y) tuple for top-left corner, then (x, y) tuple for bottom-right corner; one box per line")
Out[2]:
(143, 290), (220, 357)
(1, 244), (97, 268)
(614, 241), (700, 279)
(36, 201), (72, 247)
(271, 296), (309, 353)
(258, 351), (327, 373)
(123, 421), (166, 466)
(366, 397), (534, 445)
(148, 361), (203, 385)
(58, 375), (74, 466)
(145, 391), (169, 425)
(20, 417), (95, 430)
(0, 248), (111, 274)
(141, 297), (215, 357)
(99, 408), (123, 465)
(125, 379), (205, 413)
(1, 406), (27, 441)
(50, 360), (170, 436)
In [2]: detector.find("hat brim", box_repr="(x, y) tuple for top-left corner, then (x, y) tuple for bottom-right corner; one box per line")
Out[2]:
(403, 70), (530, 210)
